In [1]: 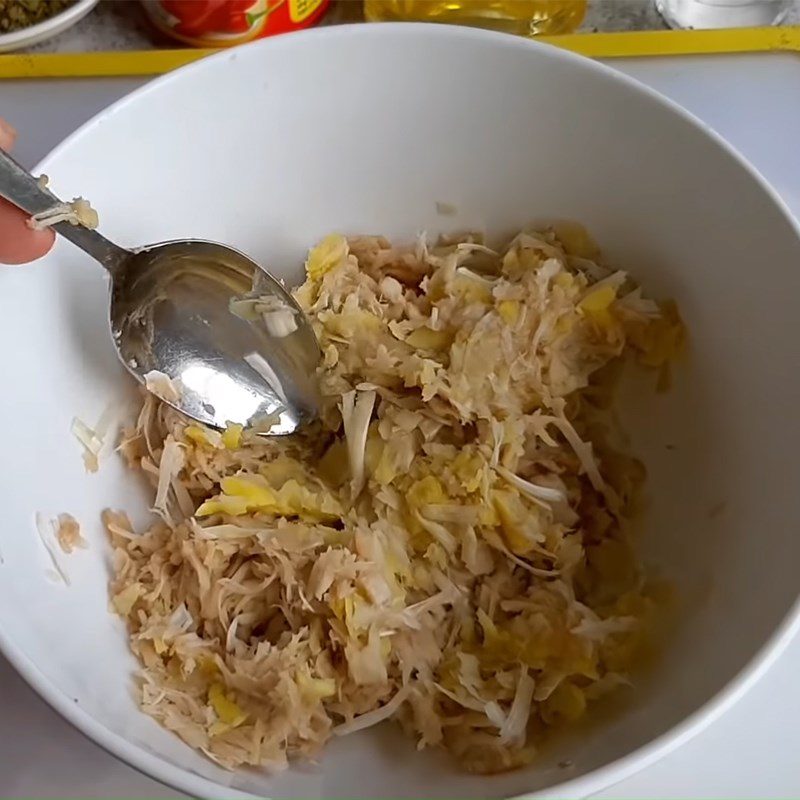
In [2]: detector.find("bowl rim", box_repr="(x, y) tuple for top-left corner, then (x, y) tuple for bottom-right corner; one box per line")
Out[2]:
(3, 21), (800, 800)
(0, 0), (100, 48)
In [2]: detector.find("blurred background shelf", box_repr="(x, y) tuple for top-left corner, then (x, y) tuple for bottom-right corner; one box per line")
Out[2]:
(12, 0), (800, 56)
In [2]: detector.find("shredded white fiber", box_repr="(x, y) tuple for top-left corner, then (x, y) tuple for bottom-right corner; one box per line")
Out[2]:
(71, 417), (103, 473)
(28, 197), (98, 230)
(35, 513), (71, 585)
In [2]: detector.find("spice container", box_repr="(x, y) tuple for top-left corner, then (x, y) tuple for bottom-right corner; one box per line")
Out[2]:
(657, 0), (793, 28)
(363, 0), (587, 35)
(0, 0), (75, 32)
(142, 0), (329, 47)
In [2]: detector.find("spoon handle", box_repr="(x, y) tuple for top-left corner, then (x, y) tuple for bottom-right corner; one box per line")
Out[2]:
(0, 148), (130, 276)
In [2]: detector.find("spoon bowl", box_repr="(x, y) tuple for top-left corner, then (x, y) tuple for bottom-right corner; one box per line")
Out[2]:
(111, 239), (321, 433)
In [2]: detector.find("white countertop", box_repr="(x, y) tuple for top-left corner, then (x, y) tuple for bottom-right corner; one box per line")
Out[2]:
(1, 50), (799, 798)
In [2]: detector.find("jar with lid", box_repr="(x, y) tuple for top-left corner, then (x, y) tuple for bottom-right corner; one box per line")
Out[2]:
(363, 0), (587, 36)
(141, 0), (330, 48)
(657, 0), (793, 28)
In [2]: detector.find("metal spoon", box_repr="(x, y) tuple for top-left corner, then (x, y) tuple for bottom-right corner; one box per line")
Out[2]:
(0, 150), (321, 436)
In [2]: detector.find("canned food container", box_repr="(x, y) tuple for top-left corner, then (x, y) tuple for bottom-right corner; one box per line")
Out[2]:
(141, 0), (330, 47)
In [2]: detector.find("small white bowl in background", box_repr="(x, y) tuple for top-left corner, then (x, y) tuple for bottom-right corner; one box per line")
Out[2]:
(0, 0), (99, 53)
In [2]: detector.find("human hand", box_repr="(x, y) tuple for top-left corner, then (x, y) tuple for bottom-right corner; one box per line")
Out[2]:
(0, 118), (55, 264)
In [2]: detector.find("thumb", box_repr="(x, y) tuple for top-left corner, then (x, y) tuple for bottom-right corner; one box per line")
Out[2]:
(0, 118), (55, 265)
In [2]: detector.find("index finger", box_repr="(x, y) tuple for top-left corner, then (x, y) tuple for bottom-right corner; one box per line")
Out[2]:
(0, 118), (55, 265)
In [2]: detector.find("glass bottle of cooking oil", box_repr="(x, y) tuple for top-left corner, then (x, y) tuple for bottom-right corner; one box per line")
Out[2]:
(363, 0), (587, 36)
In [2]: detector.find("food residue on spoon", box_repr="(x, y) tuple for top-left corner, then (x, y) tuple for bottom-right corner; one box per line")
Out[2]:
(230, 294), (299, 338)
(143, 370), (183, 404)
(27, 196), (98, 231)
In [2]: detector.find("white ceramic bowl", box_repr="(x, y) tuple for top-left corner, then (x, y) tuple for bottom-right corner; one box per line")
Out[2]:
(0, 0), (99, 53)
(2, 23), (800, 800)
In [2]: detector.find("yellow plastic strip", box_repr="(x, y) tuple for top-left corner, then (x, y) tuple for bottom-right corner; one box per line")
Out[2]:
(539, 25), (800, 57)
(0, 27), (797, 79)
(0, 49), (213, 79)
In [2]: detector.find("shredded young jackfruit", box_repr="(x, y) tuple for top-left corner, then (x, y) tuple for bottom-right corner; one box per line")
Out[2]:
(27, 196), (98, 231)
(107, 227), (683, 773)
(55, 513), (86, 554)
